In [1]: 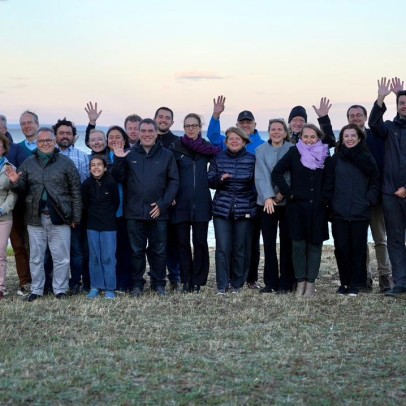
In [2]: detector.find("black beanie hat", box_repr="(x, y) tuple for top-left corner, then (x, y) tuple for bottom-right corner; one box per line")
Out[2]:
(288, 106), (307, 123)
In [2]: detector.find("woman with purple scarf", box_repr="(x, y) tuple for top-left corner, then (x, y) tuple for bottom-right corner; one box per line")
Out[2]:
(170, 114), (219, 293)
(272, 124), (330, 298)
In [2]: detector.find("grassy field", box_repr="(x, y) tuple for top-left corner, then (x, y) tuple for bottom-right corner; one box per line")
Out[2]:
(1, 246), (405, 405)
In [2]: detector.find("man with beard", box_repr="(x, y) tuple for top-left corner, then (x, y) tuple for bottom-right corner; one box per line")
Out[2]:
(54, 118), (90, 294)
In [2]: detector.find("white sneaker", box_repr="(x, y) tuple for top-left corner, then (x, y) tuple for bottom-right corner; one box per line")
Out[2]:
(17, 285), (31, 296)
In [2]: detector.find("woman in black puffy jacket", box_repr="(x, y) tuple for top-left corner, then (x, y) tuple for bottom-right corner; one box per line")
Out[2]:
(208, 127), (257, 294)
(324, 124), (379, 297)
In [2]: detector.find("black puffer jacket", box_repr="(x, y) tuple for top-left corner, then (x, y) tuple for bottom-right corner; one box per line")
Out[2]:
(14, 150), (82, 226)
(324, 145), (380, 221)
(208, 148), (257, 220)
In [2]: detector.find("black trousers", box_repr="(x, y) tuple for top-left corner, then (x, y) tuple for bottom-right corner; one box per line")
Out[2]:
(176, 221), (210, 287)
(332, 219), (369, 289)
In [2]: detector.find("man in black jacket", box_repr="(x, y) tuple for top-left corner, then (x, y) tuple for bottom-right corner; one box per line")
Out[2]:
(112, 118), (179, 297)
(368, 77), (406, 298)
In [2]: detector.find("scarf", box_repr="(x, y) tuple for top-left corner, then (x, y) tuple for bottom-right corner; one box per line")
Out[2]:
(297, 139), (329, 170)
(181, 134), (220, 156)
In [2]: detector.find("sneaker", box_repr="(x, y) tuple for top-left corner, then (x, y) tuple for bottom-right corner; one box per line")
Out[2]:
(155, 286), (167, 297)
(348, 287), (359, 297)
(336, 286), (348, 296)
(105, 290), (116, 300)
(259, 286), (277, 294)
(247, 282), (261, 290)
(17, 285), (30, 297)
(2, 290), (9, 297)
(87, 288), (100, 299)
(385, 286), (406, 298)
(55, 293), (68, 299)
(229, 286), (240, 294)
(216, 289), (226, 295)
(130, 287), (143, 298)
(27, 293), (41, 302)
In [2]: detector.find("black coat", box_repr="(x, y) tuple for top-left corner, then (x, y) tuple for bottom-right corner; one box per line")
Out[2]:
(170, 138), (212, 223)
(111, 142), (179, 221)
(208, 148), (257, 220)
(272, 146), (330, 244)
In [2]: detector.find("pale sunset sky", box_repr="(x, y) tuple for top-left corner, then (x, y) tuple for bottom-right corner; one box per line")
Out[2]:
(1, 0), (404, 131)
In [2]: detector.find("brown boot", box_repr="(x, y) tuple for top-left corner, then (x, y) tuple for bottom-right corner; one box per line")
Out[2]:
(296, 281), (306, 298)
(303, 282), (316, 298)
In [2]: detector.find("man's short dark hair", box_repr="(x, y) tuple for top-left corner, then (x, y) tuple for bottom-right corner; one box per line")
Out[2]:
(124, 114), (142, 128)
(53, 118), (77, 137)
(140, 118), (158, 131)
(154, 107), (174, 120)
(396, 90), (406, 106)
(346, 105), (367, 118)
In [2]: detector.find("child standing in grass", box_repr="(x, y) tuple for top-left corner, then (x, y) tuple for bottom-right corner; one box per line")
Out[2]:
(82, 155), (120, 300)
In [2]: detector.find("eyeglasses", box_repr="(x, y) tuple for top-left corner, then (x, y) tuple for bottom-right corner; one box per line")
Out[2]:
(184, 124), (200, 130)
(37, 139), (55, 145)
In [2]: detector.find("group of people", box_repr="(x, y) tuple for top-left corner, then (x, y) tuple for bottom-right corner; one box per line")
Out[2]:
(1, 76), (405, 301)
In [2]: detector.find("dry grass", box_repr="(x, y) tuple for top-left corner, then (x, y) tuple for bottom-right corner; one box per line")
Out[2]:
(1, 246), (405, 405)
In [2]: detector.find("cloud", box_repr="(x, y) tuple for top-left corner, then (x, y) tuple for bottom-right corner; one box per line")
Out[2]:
(10, 77), (30, 81)
(175, 71), (227, 81)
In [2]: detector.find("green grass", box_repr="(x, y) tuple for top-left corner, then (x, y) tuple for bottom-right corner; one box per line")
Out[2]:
(1, 250), (405, 405)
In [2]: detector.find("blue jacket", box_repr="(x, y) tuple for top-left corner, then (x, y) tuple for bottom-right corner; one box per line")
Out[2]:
(207, 116), (264, 154)
(208, 148), (257, 220)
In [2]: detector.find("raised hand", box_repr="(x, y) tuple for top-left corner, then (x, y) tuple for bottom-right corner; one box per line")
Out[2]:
(391, 77), (404, 94)
(113, 139), (129, 157)
(5, 165), (21, 184)
(85, 101), (102, 125)
(312, 97), (332, 118)
(213, 95), (226, 120)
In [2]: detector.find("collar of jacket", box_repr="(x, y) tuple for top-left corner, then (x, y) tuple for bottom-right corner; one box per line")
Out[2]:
(226, 147), (247, 158)
(134, 142), (161, 156)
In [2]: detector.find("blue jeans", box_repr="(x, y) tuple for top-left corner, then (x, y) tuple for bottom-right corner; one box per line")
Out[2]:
(87, 230), (117, 291)
(213, 217), (252, 290)
(382, 194), (406, 288)
(127, 219), (167, 290)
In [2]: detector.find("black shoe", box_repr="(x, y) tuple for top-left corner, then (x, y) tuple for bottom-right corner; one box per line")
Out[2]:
(155, 286), (167, 296)
(181, 283), (190, 294)
(43, 286), (53, 295)
(385, 286), (406, 298)
(130, 287), (143, 298)
(56, 293), (68, 299)
(276, 289), (290, 295)
(348, 287), (359, 297)
(336, 286), (348, 295)
(69, 284), (82, 296)
(27, 293), (41, 302)
(170, 282), (181, 292)
(191, 285), (201, 293)
(259, 286), (276, 294)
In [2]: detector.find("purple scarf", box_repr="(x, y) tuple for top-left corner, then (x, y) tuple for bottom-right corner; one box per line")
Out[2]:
(181, 134), (220, 156)
(296, 139), (329, 170)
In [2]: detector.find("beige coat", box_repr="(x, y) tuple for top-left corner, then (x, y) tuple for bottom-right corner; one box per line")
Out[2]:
(0, 160), (17, 221)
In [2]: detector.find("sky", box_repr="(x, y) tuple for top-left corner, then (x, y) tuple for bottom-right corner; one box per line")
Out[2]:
(1, 0), (405, 131)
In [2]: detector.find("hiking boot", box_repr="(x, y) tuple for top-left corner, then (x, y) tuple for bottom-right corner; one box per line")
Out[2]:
(379, 275), (393, 293)
(130, 287), (143, 298)
(27, 293), (41, 302)
(87, 288), (100, 299)
(385, 286), (406, 298)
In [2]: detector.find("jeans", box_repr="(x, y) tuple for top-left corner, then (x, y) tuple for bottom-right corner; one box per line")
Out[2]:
(0, 220), (12, 293)
(127, 219), (167, 290)
(382, 194), (406, 288)
(261, 206), (294, 291)
(292, 240), (322, 283)
(332, 219), (369, 289)
(115, 217), (132, 291)
(166, 223), (180, 283)
(214, 217), (252, 290)
(246, 212), (261, 284)
(27, 215), (71, 295)
(176, 221), (210, 287)
(87, 230), (116, 291)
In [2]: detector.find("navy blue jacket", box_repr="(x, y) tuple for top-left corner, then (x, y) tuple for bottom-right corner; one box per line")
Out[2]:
(208, 148), (257, 220)
(170, 138), (212, 223)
